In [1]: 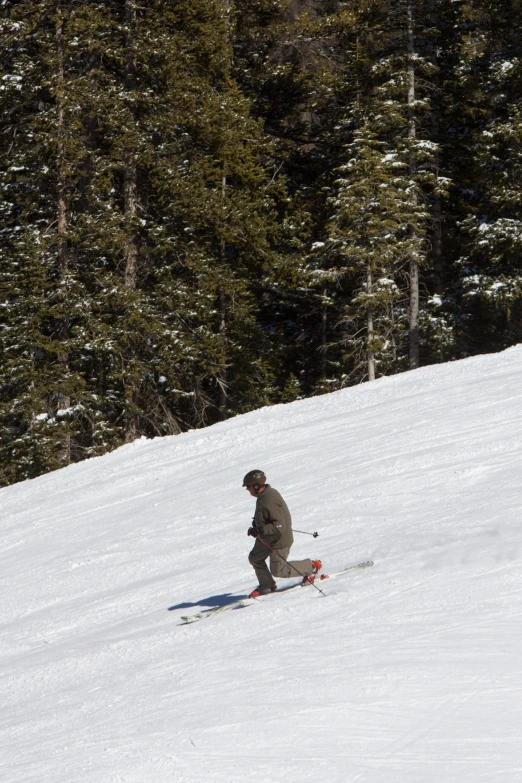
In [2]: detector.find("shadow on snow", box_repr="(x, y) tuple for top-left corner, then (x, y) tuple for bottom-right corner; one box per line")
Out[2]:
(168, 593), (247, 612)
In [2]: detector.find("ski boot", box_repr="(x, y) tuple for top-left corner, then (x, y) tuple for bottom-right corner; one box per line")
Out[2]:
(249, 583), (277, 598)
(301, 559), (324, 585)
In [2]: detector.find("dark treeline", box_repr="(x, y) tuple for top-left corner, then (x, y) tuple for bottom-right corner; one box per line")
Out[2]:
(1, 0), (521, 485)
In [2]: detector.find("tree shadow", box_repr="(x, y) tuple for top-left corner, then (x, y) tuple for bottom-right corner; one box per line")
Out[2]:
(168, 593), (247, 612)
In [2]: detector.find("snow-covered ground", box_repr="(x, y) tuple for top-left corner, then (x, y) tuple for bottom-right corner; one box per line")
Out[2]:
(2, 347), (522, 783)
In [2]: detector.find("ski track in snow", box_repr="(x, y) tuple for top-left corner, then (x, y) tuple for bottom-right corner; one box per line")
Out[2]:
(1, 347), (522, 782)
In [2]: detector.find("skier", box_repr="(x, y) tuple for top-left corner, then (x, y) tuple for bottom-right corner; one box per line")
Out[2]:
(243, 469), (322, 598)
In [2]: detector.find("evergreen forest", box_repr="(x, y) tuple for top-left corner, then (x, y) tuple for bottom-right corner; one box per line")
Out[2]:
(1, 0), (521, 486)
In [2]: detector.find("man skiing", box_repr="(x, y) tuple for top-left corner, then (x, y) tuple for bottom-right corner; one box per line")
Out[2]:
(243, 469), (322, 598)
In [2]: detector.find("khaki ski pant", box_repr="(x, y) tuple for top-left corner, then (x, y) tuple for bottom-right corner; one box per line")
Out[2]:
(248, 540), (313, 589)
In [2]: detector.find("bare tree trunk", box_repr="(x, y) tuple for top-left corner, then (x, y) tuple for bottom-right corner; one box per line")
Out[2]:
(123, 0), (139, 441)
(429, 0), (443, 297)
(218, 4), (230, 419)
(367, 263), (376, 382)
(407, 1), (420, 370)
(320, 287), (328, 380)
(56, 7), (67, 282)
(431, 126), (443, 296)
(218, 171), (228, 419)
(124, 157), (138, 291)
(56, 2), (71, 462)
(218, 288), (228, 417)
(124, 0), (138, 292)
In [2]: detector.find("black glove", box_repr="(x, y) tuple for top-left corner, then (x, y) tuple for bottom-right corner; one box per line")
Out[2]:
(248, 526), (259, 538)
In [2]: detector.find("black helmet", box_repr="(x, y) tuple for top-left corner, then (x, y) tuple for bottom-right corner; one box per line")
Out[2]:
(242, 469), (266, 491)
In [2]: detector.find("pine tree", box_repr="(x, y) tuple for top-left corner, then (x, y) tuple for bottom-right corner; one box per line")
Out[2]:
(325, 127), (420, 381)
(233, 0), (362, 395)
(452, 0), (522, 353)
(309, 0), (445, 382)
(0, 1), (95, 481)
(0, 0), (290, 484)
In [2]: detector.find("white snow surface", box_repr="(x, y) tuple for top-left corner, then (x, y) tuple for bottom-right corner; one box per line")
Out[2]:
(2, 347), (522, 783)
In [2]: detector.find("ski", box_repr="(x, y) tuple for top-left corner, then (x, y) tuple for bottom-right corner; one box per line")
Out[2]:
(179, 560), (373, 625)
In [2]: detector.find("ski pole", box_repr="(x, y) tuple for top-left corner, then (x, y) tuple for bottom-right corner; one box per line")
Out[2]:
(294, 529), (319, 538)
(256, 535), (327, 597)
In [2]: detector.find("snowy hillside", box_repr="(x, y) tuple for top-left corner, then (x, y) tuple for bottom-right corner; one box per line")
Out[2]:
(2, 347), (522, 783)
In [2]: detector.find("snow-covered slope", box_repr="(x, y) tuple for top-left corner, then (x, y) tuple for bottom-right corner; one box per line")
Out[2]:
(2, 348), (522, 783)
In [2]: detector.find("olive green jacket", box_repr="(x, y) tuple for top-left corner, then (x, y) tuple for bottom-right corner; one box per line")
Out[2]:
(253, 485), (294, 549)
